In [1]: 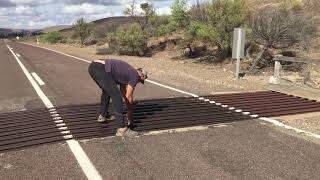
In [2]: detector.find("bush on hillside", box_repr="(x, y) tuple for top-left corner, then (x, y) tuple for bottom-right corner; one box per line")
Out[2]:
(181, 0), (247, 58)
(39, 31), (65, 44)
(106, 24), (147, 56)
(200, 0), (247, 55)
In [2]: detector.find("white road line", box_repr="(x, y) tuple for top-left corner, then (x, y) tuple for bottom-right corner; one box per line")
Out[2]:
(16, 53), (20, 57)
(6, 45), (54, 109)
(20, 42), (320, 140)
(146, 79), (199, 97)
(6, 44), (103, 180)
(31, 72), (45, 86)
(67, 140), (103, 180)
(260, 117), (320, 139)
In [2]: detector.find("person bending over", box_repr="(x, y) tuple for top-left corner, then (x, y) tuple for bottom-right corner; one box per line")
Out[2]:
(88, 59), (147, 137)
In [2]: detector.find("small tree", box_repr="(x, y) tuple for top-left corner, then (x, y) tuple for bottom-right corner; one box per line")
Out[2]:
(124, 0), (155, 32)
(170, 0), (190, 29)
(121, 24), (146, 55)
(73, 18), (92, 46)
(140, 1), (156, 29)
(204, 0), (247, 54)
(106, 24), (146, 56)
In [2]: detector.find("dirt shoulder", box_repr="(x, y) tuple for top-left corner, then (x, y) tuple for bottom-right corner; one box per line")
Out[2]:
(28, 42), (320, 135)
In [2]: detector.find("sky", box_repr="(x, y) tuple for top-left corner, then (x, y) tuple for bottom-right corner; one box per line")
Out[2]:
(0, 0), (193, 29)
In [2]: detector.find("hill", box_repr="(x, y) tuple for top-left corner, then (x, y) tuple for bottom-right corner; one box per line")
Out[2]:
(59, 16), (135, 37)
(41, 25), (71, 33)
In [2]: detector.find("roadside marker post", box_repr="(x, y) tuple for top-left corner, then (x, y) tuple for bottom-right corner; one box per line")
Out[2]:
(232, 28), (246, 80)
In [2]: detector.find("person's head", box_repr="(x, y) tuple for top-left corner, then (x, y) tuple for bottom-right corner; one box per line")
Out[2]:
(137, 68), (148, 84)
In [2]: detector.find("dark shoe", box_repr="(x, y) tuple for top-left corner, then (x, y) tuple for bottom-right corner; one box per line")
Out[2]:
(97, 114), (116, 123)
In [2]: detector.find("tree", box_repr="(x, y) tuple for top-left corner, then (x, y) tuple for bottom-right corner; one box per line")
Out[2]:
(204, 0), (246, 54)
(248, 6), (317, 72)
(73, 18), (92, 46)
(140, 1), (156, 29)
(124, 0), (155, 32)
(170, 0), (190, 29)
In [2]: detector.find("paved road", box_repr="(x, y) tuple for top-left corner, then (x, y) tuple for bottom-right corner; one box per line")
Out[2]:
(0, 39), (320, 180)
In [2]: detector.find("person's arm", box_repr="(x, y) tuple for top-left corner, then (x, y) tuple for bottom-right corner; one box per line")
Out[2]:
(120, 84), (134, 121)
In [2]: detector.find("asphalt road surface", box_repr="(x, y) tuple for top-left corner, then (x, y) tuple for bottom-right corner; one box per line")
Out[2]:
(0, 39), (320, 180)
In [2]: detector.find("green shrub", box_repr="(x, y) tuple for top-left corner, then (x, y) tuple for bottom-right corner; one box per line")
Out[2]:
(184, 0), (247, 57)
(106, 24), (147, 56)
(39, 31), (64, 44)
(170, 0), (190, 29)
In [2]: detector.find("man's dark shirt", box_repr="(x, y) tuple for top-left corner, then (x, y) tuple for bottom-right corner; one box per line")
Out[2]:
(104, 59), (139, 87)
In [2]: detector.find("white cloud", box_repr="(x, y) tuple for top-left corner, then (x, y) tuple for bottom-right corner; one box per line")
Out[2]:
(9, 0), (54, 6)
(156, 6), (171, 15)
(63, 3), (111, 15)
(15, 6), (36, 16)
(0, 0), (194, 29)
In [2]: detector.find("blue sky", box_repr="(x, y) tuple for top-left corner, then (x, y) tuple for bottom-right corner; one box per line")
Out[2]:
(0, 0), (194, 29)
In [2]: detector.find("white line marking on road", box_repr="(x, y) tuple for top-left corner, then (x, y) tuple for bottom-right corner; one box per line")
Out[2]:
(31, 72), (45, 86)
(6, 45), (54, 109)
(51, 114), (60, 117)
(67, 140), (102, 180)
(59, 127), (68, 130)
(6, 44), (103, 180)
(54, 120), (64, 123)
(56, 123), (66, 127)
(64, 135), (74, 139)
(16, 53), (20, 57)
(61, 130), (71, 134)
(260, 117), (320, 139)
(146, 79), (199, 97)
(143, 125), (209, 136)
(20, 43), (320, 140)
